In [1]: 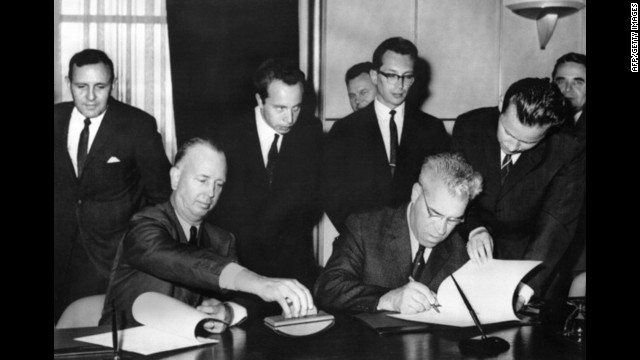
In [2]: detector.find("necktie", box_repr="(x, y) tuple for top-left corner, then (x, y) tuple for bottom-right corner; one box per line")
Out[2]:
(77, 117), (91, 178)
(266, 133), (279, 186)
(500, 154), (512, 185)
(389, 110), (398, 176)
(189, 226), (198, 246)
(410, 245), (426, 279)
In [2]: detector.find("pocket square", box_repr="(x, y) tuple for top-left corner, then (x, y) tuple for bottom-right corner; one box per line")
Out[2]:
(107, 156), (121, 164)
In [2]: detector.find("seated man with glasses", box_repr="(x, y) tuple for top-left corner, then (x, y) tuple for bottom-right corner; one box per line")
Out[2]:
(315, 153), (482, 314)
(323, 37), (450, 234)
(452, 77), (586, 307)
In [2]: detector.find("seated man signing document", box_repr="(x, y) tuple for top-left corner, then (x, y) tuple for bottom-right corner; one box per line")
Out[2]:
(100, 138), (315, 329)
(315, 153), (482, 314)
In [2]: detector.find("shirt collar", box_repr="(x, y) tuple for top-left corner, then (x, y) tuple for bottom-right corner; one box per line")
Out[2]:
(70, 106), (107, 129)
(255, 106), (281, 144)
(501, 149), (522, 164)
(406, 202), (432, 264)
(374, 97), (405, 120)
(170, 198), (200, 242)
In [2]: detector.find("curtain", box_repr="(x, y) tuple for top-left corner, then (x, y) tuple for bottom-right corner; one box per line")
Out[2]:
(54, 0), (177, 162)
(165, 0), (300, 145)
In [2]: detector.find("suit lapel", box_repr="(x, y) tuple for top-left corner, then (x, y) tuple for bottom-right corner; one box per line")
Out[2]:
(82, 101), (120, 175)
(54, 103), (78, 180)
(483, 120), (502, 191)
(380, 206), (412, 281)
(363, 104), (393, 179)
(499, 140), (546, 198)
(251, 117), (272, 187)
(419, 236), (451, 286)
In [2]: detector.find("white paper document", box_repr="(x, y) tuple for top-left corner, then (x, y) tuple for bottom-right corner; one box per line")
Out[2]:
(75, 292), (219, 355)
(389, 259), (541, 327)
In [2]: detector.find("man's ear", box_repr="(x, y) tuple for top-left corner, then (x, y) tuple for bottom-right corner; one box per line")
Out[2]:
(65, 76), (71, 90)
(255, 93), (264, 108)
(111, 77), (118, 95)
(170, 167), (181, 190)
(410, 183), (422, 203)
(370, 69), (378, 85)
(498, 94), (505, 112)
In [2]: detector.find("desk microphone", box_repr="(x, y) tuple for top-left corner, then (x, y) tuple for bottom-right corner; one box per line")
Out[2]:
(451, 275), (510, 356)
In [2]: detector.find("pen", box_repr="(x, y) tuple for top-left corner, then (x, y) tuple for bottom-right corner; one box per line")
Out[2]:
(111, 302), (121, 360)
(408, 276), (440, 313)
(451, 274), (487, 340)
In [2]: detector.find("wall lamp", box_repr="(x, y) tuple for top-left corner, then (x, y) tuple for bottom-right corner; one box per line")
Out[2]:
(505, 0), (586, 49)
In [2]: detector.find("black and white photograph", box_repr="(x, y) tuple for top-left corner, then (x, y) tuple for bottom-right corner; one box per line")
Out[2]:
(54, 1), (588, 359)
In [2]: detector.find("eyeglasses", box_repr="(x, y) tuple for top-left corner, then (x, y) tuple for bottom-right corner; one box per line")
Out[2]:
(422, 191), (465, 227)
(377, 70), (415, 86)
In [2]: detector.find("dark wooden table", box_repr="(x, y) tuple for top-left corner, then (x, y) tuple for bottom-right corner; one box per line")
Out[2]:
(54, 312), (585, 360)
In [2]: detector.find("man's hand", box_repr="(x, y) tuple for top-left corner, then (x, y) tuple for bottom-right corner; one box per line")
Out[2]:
(467, 229), (494, 264)
(234, 269), (315, 319)
(196, 298), (231, 333)
(377, 281), (439, 314)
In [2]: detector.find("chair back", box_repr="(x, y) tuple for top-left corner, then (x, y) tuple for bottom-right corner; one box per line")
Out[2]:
(568, 272), (586, 298)
(56, 294), (106, 329)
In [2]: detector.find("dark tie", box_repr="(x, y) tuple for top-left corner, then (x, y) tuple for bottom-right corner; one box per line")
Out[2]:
(410, 245), (426, 279)
(500, 154), (512, 185)
(77, 117), (91, 178)
(189, 226), (198, 246)
(266, 133), (279, 186)
(389, 110), (398, 176)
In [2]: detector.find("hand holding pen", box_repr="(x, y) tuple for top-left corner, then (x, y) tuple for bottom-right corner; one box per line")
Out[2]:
(376, 277), (441, 314)
(409, 277), (441, 313)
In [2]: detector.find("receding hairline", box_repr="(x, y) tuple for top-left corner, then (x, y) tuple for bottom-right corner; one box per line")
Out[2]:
(174, 142), (225, 169)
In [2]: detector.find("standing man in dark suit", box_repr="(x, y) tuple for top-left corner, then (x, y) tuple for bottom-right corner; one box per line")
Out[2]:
(553, 52), (586, 142)
(54, 49), (172, 322)
(452, 77), (586, 306)
(547, 53), (586, 298)
(323, 37), (450, 233)
(207, 59), (322, 317)
(315, 153), (483, 314)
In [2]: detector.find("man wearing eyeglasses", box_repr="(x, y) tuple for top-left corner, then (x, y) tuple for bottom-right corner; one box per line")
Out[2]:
(323, 37), (450, 233)
(315, 153), (481, 314)
(451, 77), (586, 307)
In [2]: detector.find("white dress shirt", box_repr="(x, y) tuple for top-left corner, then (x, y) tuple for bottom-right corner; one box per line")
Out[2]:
(67, 107), (107, 176)
(374, 98), (405, 162)
(407, 203), (432, 266)
(500, 149), (521, 165)
(255, 106), (283, 167)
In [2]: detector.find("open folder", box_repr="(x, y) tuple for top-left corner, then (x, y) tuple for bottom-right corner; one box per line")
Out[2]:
(389, 259), (541, 327)
(75, 292), (221, 356)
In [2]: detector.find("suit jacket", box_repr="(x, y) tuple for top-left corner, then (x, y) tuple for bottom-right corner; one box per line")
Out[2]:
(54, 98), (171, 319)
(100, 201), (237, 328)
(322, 102), (450, 232)
(451, 107), (586, 294)
(207, 112), (323, 292)
(314, 204), (469, 313)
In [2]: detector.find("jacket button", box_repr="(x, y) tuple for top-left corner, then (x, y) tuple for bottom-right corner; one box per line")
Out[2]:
(78, 199), (82, 205)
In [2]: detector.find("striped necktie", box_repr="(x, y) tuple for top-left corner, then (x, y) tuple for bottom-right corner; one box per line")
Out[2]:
(500, 154), (512, 185)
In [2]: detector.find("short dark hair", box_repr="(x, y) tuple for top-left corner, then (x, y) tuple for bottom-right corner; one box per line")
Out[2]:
(254, 58), (306, 101)
(501, 77), (567, 128)
(174, 137), (225, 167)
(372, 37), (418, 69)
(552, 52), (586, 79)
(68, 49), (115, 83)
(345, 62), (374, 84)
